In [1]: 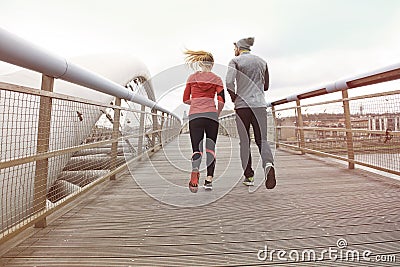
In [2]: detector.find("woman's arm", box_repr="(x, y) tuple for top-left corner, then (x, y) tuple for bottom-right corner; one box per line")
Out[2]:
(183, 82), (191, 105)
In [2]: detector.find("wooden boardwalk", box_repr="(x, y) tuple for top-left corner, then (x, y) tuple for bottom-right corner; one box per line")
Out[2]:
(1, 134), (399, 266)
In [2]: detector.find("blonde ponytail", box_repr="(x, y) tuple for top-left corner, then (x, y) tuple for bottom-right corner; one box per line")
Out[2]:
(184, 49), (214, 71)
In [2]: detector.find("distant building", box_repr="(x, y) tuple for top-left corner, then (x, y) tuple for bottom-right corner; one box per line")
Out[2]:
(368, 115), (400, 131)
(277, 117), (296, 141)
(276, 113), (400, 142)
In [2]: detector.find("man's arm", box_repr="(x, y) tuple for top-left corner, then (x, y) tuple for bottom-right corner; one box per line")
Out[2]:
(226, 60), (238, 102)
(264, 63), (269, 91)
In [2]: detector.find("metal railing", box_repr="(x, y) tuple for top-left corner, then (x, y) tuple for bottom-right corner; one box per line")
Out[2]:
(0, 29), (181, 243)
(218, 111), (276, 143)
(219, 63), (400, 176)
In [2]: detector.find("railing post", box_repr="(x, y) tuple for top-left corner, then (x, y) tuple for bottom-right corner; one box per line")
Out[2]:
(342, 89), (355, 169)
(110, 97), (121, 180)
(219, 117), (224, 136)
(228, 117), (233, 137)
(233, 116), (236, 137)
(33, 74), (54, 228)
(271, 106), (279, 149)
(159, 112), (165, 146)
(137, 105), (146, 156)
(296, 100), (306, 154)
(163, 114), (168, 143)
(175, 117), (179, 137)
(166, 114), (171, 142)
(151, 110), (158, 150)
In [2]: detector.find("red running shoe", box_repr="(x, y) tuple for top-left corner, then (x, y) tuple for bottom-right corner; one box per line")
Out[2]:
(189, 171), (199, 193)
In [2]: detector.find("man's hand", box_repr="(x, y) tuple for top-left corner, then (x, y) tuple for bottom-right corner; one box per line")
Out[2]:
(228, 91), (237, 102)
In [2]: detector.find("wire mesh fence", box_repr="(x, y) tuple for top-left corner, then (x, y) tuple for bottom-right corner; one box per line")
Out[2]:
(273, 87), (400, 175)
(218, 75), (400, 177)
(218, 108), (276, 145)
(0, 80), (181, 241)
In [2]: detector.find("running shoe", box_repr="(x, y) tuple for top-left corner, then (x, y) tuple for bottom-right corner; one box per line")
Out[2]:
(189, 171), (199, 193)
(243, 176), (254, 186)
(204, 179), (213, 190)
(265, 163), (276, 189)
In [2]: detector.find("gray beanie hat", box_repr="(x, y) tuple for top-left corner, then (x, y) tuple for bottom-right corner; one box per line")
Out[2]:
(234, 37), (255, 51)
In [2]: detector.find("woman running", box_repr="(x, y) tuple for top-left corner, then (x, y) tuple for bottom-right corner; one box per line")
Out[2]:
(183, 50), (225, 193)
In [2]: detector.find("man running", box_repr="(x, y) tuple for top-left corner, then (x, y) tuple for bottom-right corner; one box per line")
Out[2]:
(226, 37), (276, 189)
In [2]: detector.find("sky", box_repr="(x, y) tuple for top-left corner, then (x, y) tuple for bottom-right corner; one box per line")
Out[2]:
(1, 0), (400, 113)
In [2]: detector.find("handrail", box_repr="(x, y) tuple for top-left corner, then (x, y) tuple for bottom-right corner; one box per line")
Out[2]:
(270, 63), (400, 175)
(0, 79), (181, 243)
(219, 62), (400, 177)
(0, 27), (179, 121)
(268, 63), (400, 106)
(0, 28), (182, 243)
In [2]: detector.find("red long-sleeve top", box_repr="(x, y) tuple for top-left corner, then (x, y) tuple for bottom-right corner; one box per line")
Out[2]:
(183, 71), (225, 116)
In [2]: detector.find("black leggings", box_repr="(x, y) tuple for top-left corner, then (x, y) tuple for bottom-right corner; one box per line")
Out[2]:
(189, 117), (219, 177)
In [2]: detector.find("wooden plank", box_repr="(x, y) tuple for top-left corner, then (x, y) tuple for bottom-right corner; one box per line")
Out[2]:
(1, 135), (399, 266)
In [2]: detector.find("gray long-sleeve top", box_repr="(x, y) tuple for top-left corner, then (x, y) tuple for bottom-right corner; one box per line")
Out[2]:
(226, 52), (269, 109)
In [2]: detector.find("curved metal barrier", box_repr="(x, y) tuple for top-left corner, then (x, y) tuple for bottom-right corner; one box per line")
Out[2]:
(0, 28), (181, 243)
